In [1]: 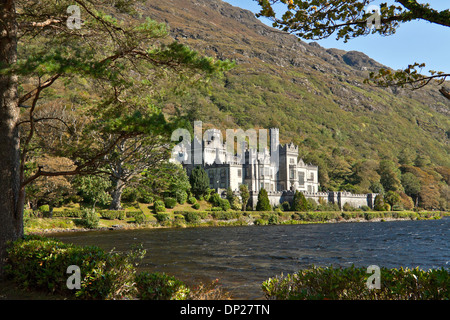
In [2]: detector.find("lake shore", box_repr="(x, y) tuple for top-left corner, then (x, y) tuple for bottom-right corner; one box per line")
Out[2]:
(27, 210), (447, 236)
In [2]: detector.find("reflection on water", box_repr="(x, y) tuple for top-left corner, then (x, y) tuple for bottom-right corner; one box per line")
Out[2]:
(52, 217), (450, 299)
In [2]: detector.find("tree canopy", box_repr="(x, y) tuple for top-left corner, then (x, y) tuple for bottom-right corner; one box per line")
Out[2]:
(0, 0), (233, 269)
(255, 0), (450, 98)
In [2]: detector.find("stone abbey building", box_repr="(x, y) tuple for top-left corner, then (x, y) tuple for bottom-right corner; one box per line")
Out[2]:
(172, 128), (376, 210)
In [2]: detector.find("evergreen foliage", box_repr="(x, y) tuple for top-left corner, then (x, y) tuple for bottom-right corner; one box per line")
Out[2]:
(256, 188), (271, 211)
(292, 191), (309, 212)
(189, 166), (210, 198)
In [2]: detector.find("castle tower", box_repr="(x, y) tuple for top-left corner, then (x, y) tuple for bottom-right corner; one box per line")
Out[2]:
(278, 142), (299, 191)
(269, 128), (279, 153)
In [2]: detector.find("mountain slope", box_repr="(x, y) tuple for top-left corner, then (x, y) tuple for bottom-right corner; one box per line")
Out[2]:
(130, 0), (449, 194)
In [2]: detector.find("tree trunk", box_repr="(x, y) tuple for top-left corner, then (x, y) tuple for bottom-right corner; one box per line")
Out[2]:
(0, 0), (22, 272)
(109, 178), (126, 210)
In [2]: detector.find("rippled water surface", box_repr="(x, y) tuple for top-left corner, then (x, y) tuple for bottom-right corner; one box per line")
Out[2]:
(53, 217), (450, 299)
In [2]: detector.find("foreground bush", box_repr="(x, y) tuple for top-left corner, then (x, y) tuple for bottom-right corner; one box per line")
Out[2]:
(135, 272), (190, 300)
(262, 265), (449, 300)
(5, 235), (145, 299)
(4, 236), (233, 300)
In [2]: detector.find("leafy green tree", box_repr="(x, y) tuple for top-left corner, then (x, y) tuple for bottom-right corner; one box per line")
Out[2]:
(398, 148), (416, 166)
(384, 191), (401, 207)
(239, 184), (250, 211)
(255, 0), (450, 99)
(292, 190), (309, 212)
(72, 175), (112, 209)
(105, 122), (173, 210)
(189, 166), (210, 198)
(401, 172), (421, 206)
(141, 162), (190, 200)
(256, 188), (272, 211)
(0, 0), (233, 266)
(369, 181), (385, 194)
(378, 160), (403, 192)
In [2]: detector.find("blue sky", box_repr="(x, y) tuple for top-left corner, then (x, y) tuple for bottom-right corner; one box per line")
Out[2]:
(222, 0), (450, 74)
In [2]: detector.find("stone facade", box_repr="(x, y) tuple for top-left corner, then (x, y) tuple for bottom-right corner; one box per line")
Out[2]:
(172, 128), (376, 210)
(247, 190), (377, 210)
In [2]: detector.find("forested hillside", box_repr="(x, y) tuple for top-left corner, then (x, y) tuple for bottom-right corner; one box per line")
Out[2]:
(19, 0), (449, 210)
(139, 0), (449, 208)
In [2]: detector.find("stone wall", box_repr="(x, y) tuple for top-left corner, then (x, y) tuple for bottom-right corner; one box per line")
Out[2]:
(245, 190), (376, 210)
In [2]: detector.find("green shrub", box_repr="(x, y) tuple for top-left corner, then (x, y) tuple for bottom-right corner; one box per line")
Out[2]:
(392, 204), (404, 211)
(281, 201), (290, 211)
(164, 197), (177, 209)
(184, 212), (201, 223)
(175, 190), (188, 205)
(262, 265), (449, 300)
(138, 194), (154, 204)
(360, 205), (371, 212)
(209, 193), (221, 207)
(364, 212), (381, 220)
(211, 211), (240, 220)
(192, 203), (200, 210)
(76, 208), (99, 229)
(126, 210), (143, 218)
(187, 196), (197, 205)
(53, 209), (84, 218)
(254, 218), (268, 226)
(342, 202), (354, 212)
(38, 204), (50, 212)
(154, 200), (166, 213)
(134, 213), (146, 225)
(4, 235), (145, 299)
(100, 210), (126, 220)
(341, 212), (358, 220)
(156, 213), (171, 223)
(219, 199), (231, 211)
(135, 272), (190, 300)
(267, 214), (279, 225)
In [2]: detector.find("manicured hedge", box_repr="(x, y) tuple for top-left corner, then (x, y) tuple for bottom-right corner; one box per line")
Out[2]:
(99, 210), (126, 220)
(155, 213), (170, 222)
(52, 209), (85, 218)
(262, 265), (449, 300)
(211, 211), (241, 220)
(126, 210), (143, 218)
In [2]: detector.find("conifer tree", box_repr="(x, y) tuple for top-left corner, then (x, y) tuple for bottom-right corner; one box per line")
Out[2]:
(189, 166), (210, 199)
(292, 190), (309, 212)
(256, 188), (271, 211)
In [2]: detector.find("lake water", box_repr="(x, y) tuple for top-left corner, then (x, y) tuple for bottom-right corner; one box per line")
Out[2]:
(52, 217), (450, 299)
